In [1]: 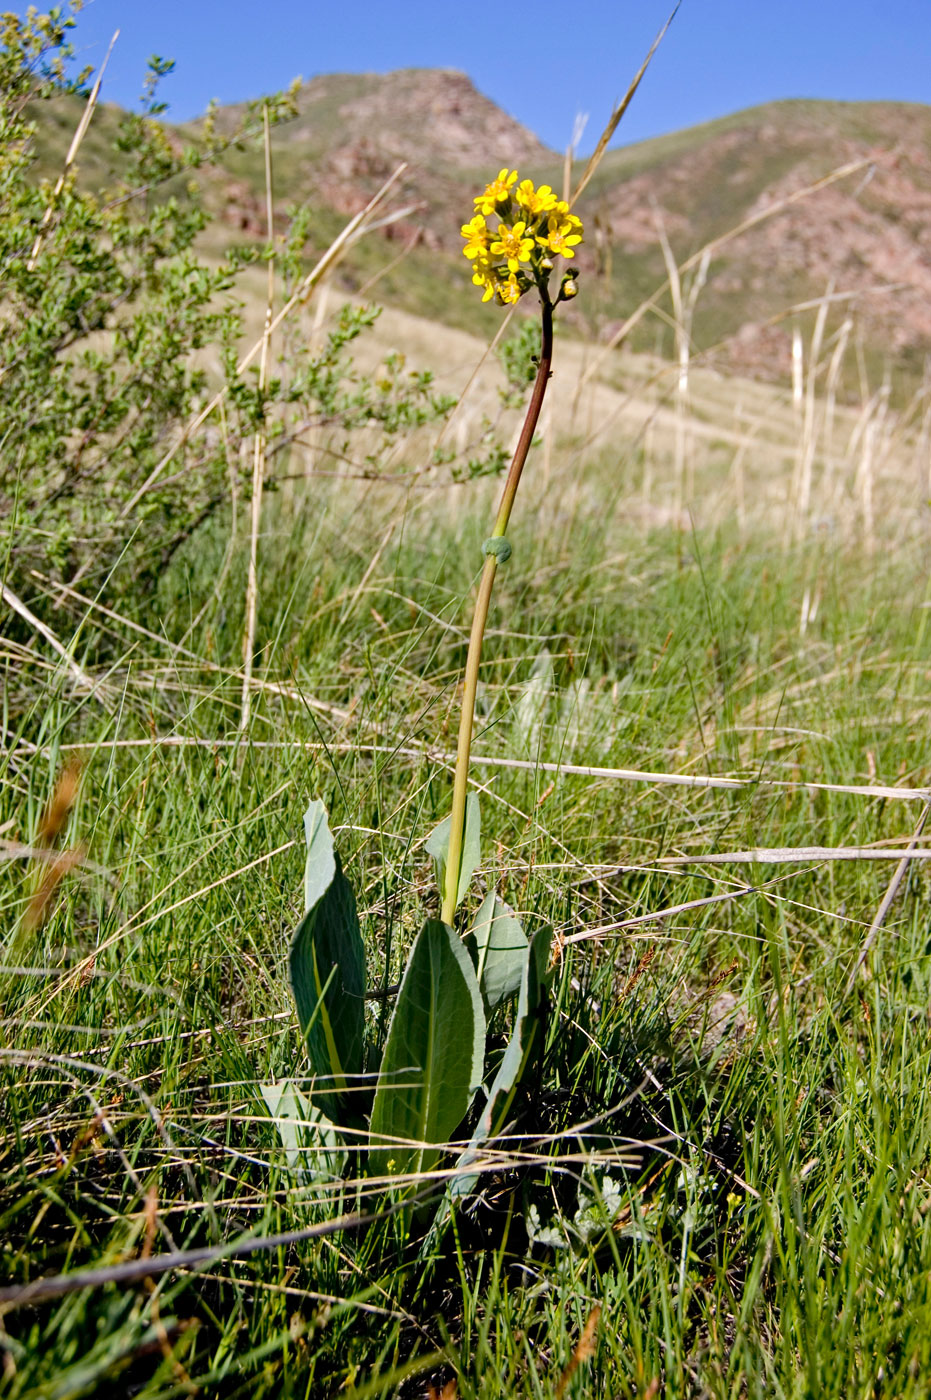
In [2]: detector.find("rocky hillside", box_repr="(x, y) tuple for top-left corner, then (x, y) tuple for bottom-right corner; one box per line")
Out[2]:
(31, 71), (931, 392)
(584, 99), (931, 384)
(201, 78), (931, 393)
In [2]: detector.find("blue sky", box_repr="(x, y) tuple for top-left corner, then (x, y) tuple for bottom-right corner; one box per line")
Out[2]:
(65, 0), (930, 151)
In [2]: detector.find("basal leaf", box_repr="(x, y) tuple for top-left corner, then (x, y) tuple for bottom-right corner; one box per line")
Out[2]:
(260, 1080), (344, 1181)
(449, 923), (553, 1202)
(290, 802), (365, 1121)
(369, 919), (485, 1181)
(425, 792), (481, 912)
(303, 798), (336, 913)
(464, 891), (528, 1013)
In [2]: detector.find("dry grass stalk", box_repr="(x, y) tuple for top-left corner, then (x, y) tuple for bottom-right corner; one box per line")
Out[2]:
(792, 283), (833, 538)
(1, 580), (96, 692)
(852, 378), (891, 552)
(563, 110), (589, 204)
(554, 1304), (601, 1400)
(26, 30), (119, 271)
(846, 801), (931, 993)
(821, 314), (853, 510)
(240, 104), (276, 737)
(653, 206), (709, 511)
(20, 734), (931, 804)
(791, 327), (804, 412)
(571, 3), (681, 204)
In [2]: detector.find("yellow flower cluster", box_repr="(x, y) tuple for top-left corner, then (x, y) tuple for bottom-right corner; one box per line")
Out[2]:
(461, 169), (583, 306)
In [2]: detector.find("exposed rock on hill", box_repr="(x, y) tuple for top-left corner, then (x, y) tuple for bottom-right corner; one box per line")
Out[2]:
(584, 100), (931, 382)
(34, 73), (931, 390)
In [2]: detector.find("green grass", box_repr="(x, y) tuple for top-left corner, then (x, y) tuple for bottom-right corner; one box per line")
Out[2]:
(3, 410), (931, 1398)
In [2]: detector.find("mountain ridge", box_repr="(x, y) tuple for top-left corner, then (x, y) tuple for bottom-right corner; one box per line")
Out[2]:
(32, 69), (931, 392)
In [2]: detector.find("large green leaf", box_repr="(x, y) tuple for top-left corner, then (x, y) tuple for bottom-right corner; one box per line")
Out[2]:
(369, 919), (485, 1181)
(260, 1080), (344, 1183)
(289, 803), (365, 1119)
(464, 892), (528, 1014)
(303, 798), (336, 913)
(449, 923), (553, 1202)
(425, 792), (481, 912)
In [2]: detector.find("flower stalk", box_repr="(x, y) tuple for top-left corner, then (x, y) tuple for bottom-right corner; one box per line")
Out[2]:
(441, 169), (583, 926)
(441, 297), (554, 925)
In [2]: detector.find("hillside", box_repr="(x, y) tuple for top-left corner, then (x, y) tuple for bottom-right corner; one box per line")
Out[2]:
(586, 99), (931, 383)
(30, 72), (931, 392)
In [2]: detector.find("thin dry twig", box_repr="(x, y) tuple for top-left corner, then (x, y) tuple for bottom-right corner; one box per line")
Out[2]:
(0, 1189), (431, 1312)
(845, 800), (931, 994)
(26, 30), (119, 271)
(239, 103), (276, 737)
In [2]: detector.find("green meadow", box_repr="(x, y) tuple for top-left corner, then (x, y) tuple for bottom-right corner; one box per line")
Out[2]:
(3, 11), (931, 1398)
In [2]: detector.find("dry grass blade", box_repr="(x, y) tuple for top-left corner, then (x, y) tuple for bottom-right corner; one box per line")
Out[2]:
(645, 845), (931, 867)
(846, 800), (931, 994)
(239, 102), (276, 737)
(571, 5), (681, 204)
(554, 1304), (602, 1399)
(564, 885), (759, 943)
(26, 29), (119, 271)
(96, 161), (409, 536)
(1, 581), (96, 692)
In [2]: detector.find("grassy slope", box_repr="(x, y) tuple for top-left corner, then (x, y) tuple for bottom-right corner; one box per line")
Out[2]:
(5, 72), (931, 1396)
(3, 289), (931, 1393)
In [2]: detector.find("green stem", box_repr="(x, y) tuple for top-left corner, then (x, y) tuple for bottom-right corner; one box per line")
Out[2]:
(442, 296), (555, 925)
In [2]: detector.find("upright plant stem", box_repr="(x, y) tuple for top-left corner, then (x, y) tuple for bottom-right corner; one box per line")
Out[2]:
(442, 297), (554, 925)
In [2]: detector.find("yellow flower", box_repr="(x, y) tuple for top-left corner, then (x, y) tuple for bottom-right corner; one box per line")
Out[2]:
(496, 273), (523, 305)
(460, 213), (490, 260)
(515, 179), (558, 217)
(489, 220), (535, 272)
(474, 168), (518, 215)
(471, 256), (497, 302)
(537, 210), (584, 259)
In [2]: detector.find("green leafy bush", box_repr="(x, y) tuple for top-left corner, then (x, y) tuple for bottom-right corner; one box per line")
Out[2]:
(0, 7), (498, 624)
